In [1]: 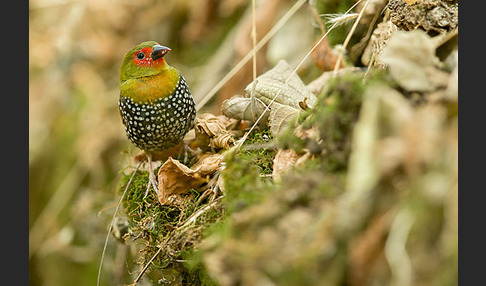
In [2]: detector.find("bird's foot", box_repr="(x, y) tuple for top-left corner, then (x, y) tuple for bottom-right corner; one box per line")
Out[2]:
(143, 154), (159, 199)
(143, 171), (159, 198)
(180, 142), (198, 164)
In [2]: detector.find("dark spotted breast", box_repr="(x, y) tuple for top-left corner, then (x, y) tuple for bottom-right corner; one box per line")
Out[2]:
(118, 76), (196, 153)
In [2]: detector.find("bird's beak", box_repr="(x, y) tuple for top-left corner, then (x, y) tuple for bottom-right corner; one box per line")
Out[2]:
(151, 45), (171, 61)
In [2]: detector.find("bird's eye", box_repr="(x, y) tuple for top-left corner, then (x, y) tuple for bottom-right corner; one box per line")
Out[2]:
(136, 52), (145, 60)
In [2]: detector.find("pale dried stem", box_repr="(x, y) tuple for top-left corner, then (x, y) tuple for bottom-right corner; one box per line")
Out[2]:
(310, 1), (326, 34)
(250, 0), (258, 120)
(251, 0), (257, 84)
(177, 197), (223, 231)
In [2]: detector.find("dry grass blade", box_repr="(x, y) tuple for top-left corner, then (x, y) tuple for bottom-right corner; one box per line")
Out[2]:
(322, 13), (359, 27)
(97, 160), (144, 286)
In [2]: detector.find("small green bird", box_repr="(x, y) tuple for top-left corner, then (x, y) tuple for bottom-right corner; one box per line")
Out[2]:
(118, 41), (196, 196)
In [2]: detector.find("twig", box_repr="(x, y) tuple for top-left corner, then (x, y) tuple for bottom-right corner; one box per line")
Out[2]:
(97, 201), (119, 217)
(132, 244), (164, 285)
(97, 160), (144, 286)
(177, 197), (223, 231)
(195, 171), (221, 206)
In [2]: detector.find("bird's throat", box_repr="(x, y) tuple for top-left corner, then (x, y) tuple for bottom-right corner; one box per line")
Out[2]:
(120, 66), (180, 104)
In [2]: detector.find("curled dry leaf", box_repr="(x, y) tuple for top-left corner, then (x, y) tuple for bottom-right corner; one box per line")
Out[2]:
(158, 154), (224, 205)
(195, 113), (235, 151)
(221, 96), (269, 127)
(191, 153), (224, 174)
(272, 149), (300, 181)
(244, 60), (317, 109)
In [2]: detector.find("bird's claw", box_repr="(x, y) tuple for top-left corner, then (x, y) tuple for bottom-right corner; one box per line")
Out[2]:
(143, 162), (159, 199)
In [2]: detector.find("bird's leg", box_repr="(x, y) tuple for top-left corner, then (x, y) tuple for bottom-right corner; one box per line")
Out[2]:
(143, 153), (159, 198)
(179, 142), (197, 164)
(180, 143), (188, 164)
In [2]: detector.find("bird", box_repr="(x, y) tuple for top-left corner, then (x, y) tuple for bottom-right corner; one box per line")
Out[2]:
(118, 41), (196, 197)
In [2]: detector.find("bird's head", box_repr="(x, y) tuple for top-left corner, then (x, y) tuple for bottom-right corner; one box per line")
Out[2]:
(120, 41), (172, 83)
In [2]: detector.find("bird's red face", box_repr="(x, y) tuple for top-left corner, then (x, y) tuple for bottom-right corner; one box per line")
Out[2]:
(132, 45), (171, 68)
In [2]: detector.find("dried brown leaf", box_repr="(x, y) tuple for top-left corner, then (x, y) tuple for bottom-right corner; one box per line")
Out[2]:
(268, 104), (299, 137)
(310, 37), (341, 72)
(157, 158), (204, 205)
(158, 154), (223, 205)
(244, 60), (317, 109)
(271, 149), (300, 181)
(306, 67), (362, 95)
(222, 60), (317, 129)
(195, 113), (235, 151)
(191, 153), (224, 176)
(221, 96), (269, 126)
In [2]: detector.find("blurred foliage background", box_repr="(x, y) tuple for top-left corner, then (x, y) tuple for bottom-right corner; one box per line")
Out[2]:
(29, 0), (346, 284)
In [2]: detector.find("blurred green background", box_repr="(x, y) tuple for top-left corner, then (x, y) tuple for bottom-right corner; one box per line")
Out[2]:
(29, 0), (338, 284)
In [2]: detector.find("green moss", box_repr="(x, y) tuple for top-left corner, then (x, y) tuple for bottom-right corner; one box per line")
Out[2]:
(200, 141), (351, 285)
(117, 167), (223, 284)
(182, 251), (218, 286)
(277, 72), (368, 172)
(275, 126), (306, 152)
(238, 130), (277, 176)
(222, 151), (272, 214)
